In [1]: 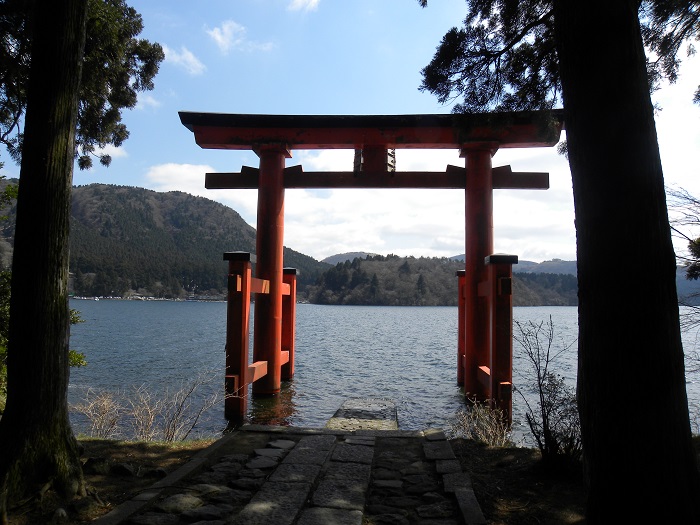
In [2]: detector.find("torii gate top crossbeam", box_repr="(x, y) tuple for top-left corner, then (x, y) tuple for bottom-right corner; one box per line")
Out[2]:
(178, 111), (564, 150)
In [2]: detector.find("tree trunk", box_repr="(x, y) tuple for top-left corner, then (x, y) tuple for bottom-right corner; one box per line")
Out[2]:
(0, 0), (88, 522)
(553, 0), (700, 521)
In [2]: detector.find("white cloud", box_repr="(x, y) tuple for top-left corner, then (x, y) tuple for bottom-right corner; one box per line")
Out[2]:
(395, 149), (463, 171)
(283, 186), (466, 261)
(142, 148), (575, 263)
(279, 147), (575, 262)
(206, 20), (274, 54)
(288, 0), (320, 11)
(292, 149), (353, 170)
(136, 93), (161, 110)
(206, 20), (245, 54)
(163, 45), (206, 75)
(96, 144), (128, 160)
(145, 163), (211, 192)
(653, 53), (700, 197)
(144, 163), (258, 226)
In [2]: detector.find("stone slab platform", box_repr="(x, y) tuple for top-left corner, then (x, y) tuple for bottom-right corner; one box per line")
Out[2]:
(325, 397), (399, 431)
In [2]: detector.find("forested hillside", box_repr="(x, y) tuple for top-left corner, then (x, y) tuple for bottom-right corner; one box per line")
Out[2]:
(304, 254), (579, 306)
(69, 185), (330, 298)
(0, 183), (330, 299)
(0, 180), (693, 306)
(512, 271), (578, 306)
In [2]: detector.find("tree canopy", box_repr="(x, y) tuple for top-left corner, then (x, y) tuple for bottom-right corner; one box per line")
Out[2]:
(641, 0), (700, 103)
(418, 0), (700, 112)
(419, 0), (700, 521)
(0, 0), (163, 169)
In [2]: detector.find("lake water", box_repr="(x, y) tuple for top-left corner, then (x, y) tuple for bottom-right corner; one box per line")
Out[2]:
(67, 300), (700, 443)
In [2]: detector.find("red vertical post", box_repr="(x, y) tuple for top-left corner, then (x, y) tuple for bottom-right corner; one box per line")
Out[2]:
(456, 270), (466, 385)
(462, 143), (498, 401)
(253, 145), (290, 395)
(486, 254), (517, 425)
(223, 251), (254, 421)
(281, 267), (297, 380)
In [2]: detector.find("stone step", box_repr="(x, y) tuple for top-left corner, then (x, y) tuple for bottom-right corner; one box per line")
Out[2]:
(325, 397), (399, 431)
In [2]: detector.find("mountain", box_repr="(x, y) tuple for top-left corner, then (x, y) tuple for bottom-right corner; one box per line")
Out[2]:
(69, 184), (331, 298)
(0, 183), (329, 299)
(308, 254), (578, 306)
(514, 259), (577, 275)
(453, 252), (700, 304)
(515, 259), (700, 305)
(322, 252), (379, 265)
(451, 254), (577, 275)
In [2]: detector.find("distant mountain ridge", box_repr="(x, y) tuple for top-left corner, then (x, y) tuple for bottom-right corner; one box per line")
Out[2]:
(451, 254), (577, 275)
(451, 252), (700, 305)
(322, 252), (379, 265)
(514, 259), (577, 275)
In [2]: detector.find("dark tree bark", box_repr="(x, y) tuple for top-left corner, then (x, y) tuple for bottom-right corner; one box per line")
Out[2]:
(553, 0), (700, 521)
(0, 0), (88, 522)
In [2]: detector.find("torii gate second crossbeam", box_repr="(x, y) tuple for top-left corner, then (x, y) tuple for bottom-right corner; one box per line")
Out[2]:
(179, 111), (564, 423)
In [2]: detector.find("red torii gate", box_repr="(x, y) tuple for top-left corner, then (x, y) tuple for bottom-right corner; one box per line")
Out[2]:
(179, 111), (564, 422)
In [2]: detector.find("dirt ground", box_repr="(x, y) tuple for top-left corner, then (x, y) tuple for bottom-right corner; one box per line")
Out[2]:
(451, 438), (587, 524)
(4, 436), (594, 525)
(7, 438), (214, 525)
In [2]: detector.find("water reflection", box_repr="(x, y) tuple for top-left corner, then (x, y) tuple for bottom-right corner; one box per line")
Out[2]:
(247, 380), (299, 426)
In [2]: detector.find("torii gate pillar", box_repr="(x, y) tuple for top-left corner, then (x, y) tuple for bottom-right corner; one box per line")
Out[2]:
(461, 143), (496, 398)
(252, 145), (291, 395)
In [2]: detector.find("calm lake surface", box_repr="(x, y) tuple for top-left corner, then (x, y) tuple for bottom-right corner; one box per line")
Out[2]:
(68, 300), (700, 442)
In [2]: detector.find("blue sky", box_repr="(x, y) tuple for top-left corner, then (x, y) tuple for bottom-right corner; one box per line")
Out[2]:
(2, 0), (699, 263)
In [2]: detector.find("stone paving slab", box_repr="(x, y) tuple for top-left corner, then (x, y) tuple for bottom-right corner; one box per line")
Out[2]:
(323, 461), (371, 482)
(331, 443), (375, 464)
(297, 507), (363, 525)
(443, 471), (473, 492)
(326, 397), (399, 430)
(424, 428), (448, 441)
(233, 481), (312, 525)
(296, 434), (337, 450)
(268, 438), (296, 449)
(423, 439), (458, 460)
(326, 417), (399, 431)
(312, 477), (369, 510)
(90, 418), (487, 525)
(344, 435), (376, 446)
(281, 435), (336, 465)
(436, 458), (463, 474)
(268, 462), (322, 483)
(331, 397), (397, 420)
(282, 445), (332, 465)
(455, 488), (488, 524)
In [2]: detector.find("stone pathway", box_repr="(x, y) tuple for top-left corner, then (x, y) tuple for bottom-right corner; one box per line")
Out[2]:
(92, 400), (486, 525)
